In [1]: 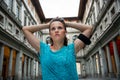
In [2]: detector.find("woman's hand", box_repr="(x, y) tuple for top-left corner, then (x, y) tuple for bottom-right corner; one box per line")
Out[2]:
(22, 23), (49, 52)
(65, 22), (93, 53)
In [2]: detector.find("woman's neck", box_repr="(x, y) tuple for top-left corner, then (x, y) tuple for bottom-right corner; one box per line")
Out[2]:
(51, 42), (64, 51)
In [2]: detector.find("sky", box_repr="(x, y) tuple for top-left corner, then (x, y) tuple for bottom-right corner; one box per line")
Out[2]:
(39, 0), (80, 18)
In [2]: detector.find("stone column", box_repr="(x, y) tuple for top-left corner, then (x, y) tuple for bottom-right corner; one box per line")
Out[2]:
(21, 2), (24, 26)
(14, 50), (23, 80)
(12, 0), (16, 15)
(93, 56), (97, 77)
(97, 53), (101, 77)
(99, 47), (107, 77)
(28, 58), (31, 79)
(115, 0), (120, 11)
(8, 48), (13, 80)
(34, 61), (36, 78)
(90, 57), (94, 77)
(112, 40), (120, 78)
(88, 60), (91, 77)
(31, 59), (34, 79)
(85, 62), (88, 77)
(106, 45), (114, 77)
(79, 62), (81, 78)
(36, 61), (39, 79)
(26, 16), (29, 26)
(0, 44), (4, 80)
(80, 59), (86, 77)
(88, 61), (90, 77)
(23, 56), (27, 80)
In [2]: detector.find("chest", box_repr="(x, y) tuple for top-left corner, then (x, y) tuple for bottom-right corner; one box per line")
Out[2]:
(43, 51), (68, 66)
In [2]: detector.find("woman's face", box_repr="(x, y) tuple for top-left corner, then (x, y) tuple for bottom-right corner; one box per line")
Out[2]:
(49, 21), (66, 43)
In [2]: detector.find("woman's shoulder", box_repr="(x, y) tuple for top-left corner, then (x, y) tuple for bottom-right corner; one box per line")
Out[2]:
(40, 41), (49, 48)
(68, 43), (74, 46)
(67, 43), (74, 49)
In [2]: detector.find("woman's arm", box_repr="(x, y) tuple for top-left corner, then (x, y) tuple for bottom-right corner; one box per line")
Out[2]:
(66, 22), (93, 53)
(22, 24), (49, 52)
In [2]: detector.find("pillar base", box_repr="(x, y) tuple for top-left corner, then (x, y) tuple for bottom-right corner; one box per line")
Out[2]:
(109, 72), (115, 78)
(14, 75), (22, 80)
(27, 77), (31, 80)
(7, 76), (13, 80)
(22, 77), (26, 80)
(117, 73), (120, 79)
(0, 77), (3, 80)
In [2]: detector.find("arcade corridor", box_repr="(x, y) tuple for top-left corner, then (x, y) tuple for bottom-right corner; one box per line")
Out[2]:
(0, 0), (120, 80)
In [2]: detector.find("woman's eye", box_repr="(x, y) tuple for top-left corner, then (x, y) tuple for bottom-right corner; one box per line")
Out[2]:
(50, 26), (63, 31)
(51, 27), (55, 31)
(58, 26), (63, 30)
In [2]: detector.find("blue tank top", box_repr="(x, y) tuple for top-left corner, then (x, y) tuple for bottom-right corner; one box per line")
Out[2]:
(38, 42), (78, 80)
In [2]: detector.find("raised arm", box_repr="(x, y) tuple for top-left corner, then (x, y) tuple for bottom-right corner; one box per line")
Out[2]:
(66, 22), (93, 53)
(22, 24), (49, 52)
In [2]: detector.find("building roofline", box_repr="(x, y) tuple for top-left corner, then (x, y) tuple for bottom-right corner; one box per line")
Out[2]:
(78, 0), (87, 20)
(31, 0), (45, 22)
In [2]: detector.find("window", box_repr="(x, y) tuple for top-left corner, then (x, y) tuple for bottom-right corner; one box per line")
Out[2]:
(88, 18), (90, 25)
(96, 1), (100, 15)
(104, 18), (107, 24)
(15, 29), (19, 35)
(92, 7), (96, 23)
(91, 14), (94, 24)
(24, 16), (27, 26)
(24, 12), (27, 26)
(0, 14), (4, 24)
(95, 33), (97, 39)
(104, 17), (108, 28)
(16, 5), (20, 19)
(28, 18), (31, 25)
(110, 7), (115, 17)
(100, 25), (103, 33)
(28, 21), (31, 25)
(23, 37), (26, 41)
(9, 0), (14, 11)
(92, 37), (94, 42)
(32, 22), (34, 25)
(93, 12), (96, 23)
(8, 22), (12, 30)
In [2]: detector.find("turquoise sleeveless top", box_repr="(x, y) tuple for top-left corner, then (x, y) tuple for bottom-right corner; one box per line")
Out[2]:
(38, 42), (78, 80)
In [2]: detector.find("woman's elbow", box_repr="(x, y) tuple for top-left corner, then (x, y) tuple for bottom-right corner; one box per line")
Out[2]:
(89, 25), (94, 33)
(22, 26), (28, 32)
(87, 25), (93, 32)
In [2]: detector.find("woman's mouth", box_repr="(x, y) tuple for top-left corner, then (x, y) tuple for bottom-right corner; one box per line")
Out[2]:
(55, 34), (60, 36)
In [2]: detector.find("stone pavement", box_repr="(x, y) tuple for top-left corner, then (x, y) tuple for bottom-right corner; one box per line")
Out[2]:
(79, 78), (119, 80)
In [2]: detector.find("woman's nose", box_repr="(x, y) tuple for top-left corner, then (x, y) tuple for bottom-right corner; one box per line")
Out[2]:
(55, 28), (58, 31)
(55, 28), (59, 32)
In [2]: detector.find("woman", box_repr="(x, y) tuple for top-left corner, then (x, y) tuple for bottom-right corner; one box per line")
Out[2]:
(22, 17), (93, 80)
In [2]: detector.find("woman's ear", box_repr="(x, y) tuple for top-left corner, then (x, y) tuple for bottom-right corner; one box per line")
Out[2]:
(65, 31), (67, 36)
(49, 31), (51, 35)
(65, 30), (67, 34)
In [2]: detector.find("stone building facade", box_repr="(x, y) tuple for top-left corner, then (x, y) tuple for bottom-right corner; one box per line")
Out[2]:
(0, 0), (120, 80)
(0, 0), (42, 80)
(77, 0), (120, 79)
